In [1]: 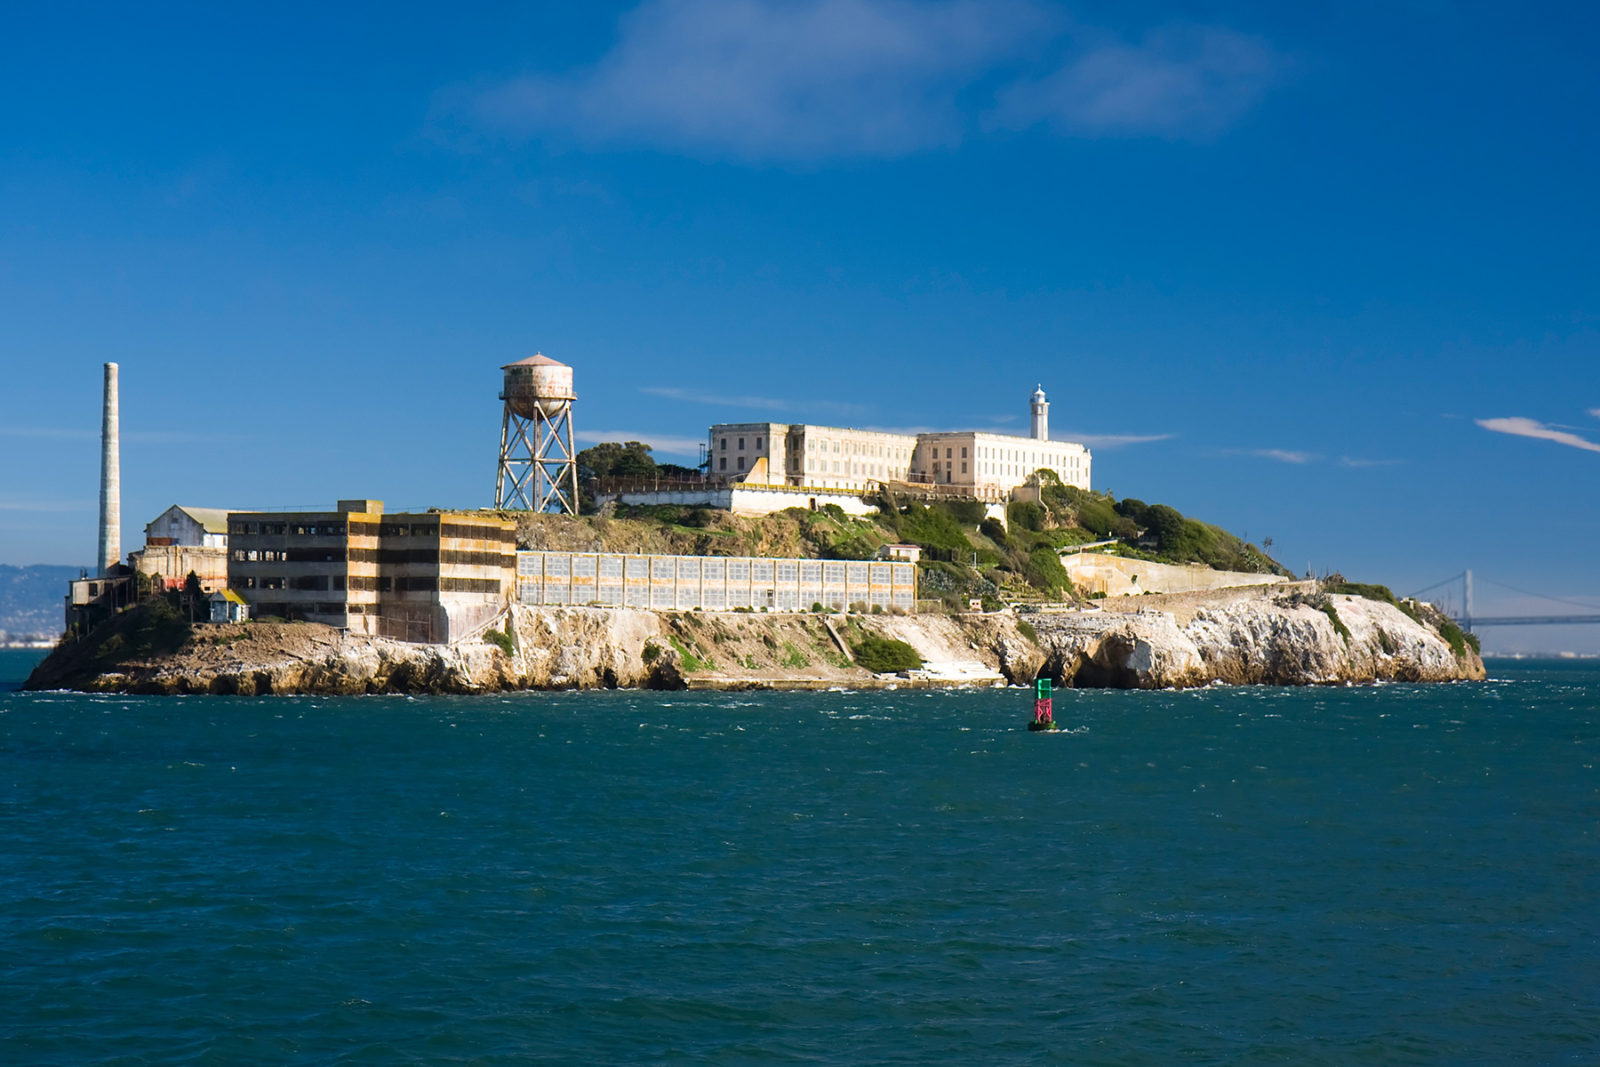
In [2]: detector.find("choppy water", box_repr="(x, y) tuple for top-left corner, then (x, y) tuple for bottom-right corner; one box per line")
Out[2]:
(2, 649), (1597, 1064)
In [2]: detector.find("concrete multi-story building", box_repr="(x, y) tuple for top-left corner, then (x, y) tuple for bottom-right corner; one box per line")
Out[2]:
(707, 386), (1091, 501)
(226, 500), (515, 643)
(914, 431), (1090, 498)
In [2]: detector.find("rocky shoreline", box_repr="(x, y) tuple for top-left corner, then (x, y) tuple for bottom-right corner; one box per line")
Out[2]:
(25, 585), (1484, 695)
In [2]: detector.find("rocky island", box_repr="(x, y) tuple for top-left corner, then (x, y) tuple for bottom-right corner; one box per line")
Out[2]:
(27, 490), (1485, 694)
(26, 581), (1483, 694)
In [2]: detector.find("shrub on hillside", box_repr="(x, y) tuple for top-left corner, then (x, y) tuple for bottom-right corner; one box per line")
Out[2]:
(852, 633), (923, 674)
(1007, 501), (1045, 533)
(1024, 546), (1074, 598)
(897, 504), (970, 554)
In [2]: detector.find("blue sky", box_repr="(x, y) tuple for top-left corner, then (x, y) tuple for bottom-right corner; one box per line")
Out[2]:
(2, 1), (1597, 651)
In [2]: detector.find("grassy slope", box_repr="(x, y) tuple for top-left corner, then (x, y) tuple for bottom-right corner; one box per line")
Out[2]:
(509, 487), (1295, 612)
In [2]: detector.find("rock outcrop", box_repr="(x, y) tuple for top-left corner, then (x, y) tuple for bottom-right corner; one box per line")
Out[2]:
(1033, 592), (1484, 688)
(24, 588), (1484, 695)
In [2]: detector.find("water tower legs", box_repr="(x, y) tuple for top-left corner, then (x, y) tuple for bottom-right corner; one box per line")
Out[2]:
(495, 403), (580, 514)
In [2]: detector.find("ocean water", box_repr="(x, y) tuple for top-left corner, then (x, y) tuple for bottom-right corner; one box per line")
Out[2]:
(2, 649), (1597, 1065)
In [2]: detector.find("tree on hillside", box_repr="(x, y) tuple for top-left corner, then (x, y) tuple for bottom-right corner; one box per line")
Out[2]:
(577, 441), (657, 482)
(576, 441), (659, 514)
(182, 571), (204, 623)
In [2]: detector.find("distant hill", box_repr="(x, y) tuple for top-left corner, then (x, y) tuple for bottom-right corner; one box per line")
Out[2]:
(1, 565), (83, 638)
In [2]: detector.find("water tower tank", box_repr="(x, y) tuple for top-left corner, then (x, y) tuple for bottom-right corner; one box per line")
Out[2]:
(501, 353), (576, 418)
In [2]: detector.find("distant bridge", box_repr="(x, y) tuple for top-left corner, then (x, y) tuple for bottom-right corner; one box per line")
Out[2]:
(1410, 571), (1600, 631)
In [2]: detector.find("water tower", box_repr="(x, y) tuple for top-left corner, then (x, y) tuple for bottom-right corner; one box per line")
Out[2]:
(494, 353), (580, 514)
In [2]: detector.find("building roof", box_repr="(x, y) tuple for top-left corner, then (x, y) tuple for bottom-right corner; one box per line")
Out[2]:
(502, 352), (568, 369)
(180, 502), (235, 531)
(209, 588), (248, 605)
(151, 506), (233, 534)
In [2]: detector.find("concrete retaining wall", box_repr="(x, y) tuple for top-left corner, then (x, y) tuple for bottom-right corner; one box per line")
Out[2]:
(1061, 551), (1288, 598)
(598, 485), (877, 517)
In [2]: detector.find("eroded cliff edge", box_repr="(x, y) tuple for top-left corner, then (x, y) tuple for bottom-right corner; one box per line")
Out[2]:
(25, 585), (1483, 695)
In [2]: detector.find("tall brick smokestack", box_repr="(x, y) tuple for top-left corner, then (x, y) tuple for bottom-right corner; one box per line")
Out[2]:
(99, 362), (120, 575)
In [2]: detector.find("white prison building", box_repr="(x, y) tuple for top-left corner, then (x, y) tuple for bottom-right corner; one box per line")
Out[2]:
(708, 385), (1090, 502)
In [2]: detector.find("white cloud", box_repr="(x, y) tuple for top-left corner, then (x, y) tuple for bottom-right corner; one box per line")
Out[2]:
(462, 0), (1282, 161)
(472, 0), (1043, 161)
(1228, 448), (1314, 463)
(1338, 456), (1403, 468)
(575, 429), (707, 456)
(0, 426), (93, 440)
(0, 426), (224, 444)
(641, 385), (867, 418)
(1589, 408), (1600, 419)
(1476, 416), (1600, 455)
(641, 386), (789, 410)
(0, 500), (92, 512)
(1059, 431), (1172, 449)
(993, 25), (1284, 138)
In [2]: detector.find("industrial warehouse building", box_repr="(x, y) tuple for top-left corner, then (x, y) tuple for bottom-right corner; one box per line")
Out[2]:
(130, 504), (233, 593)
(226, 500), (516, 643)
(707, 386), (1091, 502)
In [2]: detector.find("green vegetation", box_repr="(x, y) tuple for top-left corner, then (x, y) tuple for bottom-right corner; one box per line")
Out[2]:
(1325, 582), (1420, 622)
(1324, 581), (1480, 658)
(640, 641), (661, 664)
(1016, 619), (1039, 645)
(548, 441), (1301, 614)
(1435, 618), (1480, 660)
(84, 599), (192, 673)
(780, 641), (810, 668)
(851, 633), (922, 674)
(483, 628), (514, 656)
(575, 440), (699, 513)
(1319, 601), (1352, 646)
(668, 634), (712, 672)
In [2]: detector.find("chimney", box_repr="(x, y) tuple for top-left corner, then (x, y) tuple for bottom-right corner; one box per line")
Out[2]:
(99, 362), (120, 575)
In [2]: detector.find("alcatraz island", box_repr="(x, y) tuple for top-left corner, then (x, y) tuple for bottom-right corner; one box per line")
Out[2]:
(25, 357), (1484, 695)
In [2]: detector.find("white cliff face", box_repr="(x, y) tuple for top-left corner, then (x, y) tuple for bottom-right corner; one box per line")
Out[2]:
(1033, 594), (1482, 688)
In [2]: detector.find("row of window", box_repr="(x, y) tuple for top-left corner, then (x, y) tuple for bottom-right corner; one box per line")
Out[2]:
(804, 438), (910, 461)
(238, 575), (502, 596)
(228, 520), (514, 541)
(239, 575), (444, 593)
(248, 603), (347, 619)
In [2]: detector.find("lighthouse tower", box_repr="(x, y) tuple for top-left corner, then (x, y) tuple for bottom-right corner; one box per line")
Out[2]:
(1030, 384), (1049, 441)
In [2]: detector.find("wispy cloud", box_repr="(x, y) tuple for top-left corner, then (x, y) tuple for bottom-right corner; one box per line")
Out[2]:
(575, 429), (707, 456)
(0, 426), (93, 440)
(1060, 431), (1173, 449)
(458, 0), (1285, 162)
(1338, 456), (1404, 468)
(1590, 408), (1600, 419)
(0, 426), (228, 444)
(0, 500), (92, 512)
(642, 385), (867, 419)
(992, 25), (1285, 139)
(641, 386), (789, 411)
(1226, 448), (1315, 463)
(1477, 416), (1600, 455)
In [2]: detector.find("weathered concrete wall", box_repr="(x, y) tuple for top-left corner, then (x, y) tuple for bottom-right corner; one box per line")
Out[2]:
(131, 545), (229, 591)
(600, 485), (877, 517)
(1062, 551), (1289, 598)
